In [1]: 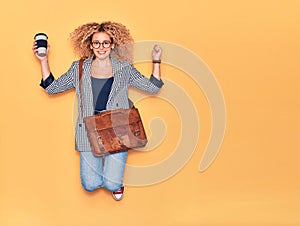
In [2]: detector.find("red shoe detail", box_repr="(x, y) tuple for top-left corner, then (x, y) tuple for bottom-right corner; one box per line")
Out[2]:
(112, 186), (124, 201)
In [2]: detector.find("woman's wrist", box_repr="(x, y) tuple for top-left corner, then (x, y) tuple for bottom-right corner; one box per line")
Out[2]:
(40, 58), (49, 65)
(152, 60), (161, 80)
(152, 59), (161, 64)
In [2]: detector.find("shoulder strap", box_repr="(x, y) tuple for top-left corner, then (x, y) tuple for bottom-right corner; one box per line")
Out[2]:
(79, 58), (84, 80)
(79, 58), (85, 117)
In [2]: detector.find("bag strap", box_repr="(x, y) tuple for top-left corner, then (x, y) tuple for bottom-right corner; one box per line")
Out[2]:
(79, 58), (84, 79)
(78, 58), (85, 117)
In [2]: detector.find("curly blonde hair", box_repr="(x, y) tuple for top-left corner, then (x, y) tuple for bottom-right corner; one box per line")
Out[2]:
(70, 21), (134, 63)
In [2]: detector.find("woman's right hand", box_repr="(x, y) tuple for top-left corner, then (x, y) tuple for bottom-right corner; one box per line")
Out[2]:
(32, 41), (50, 61)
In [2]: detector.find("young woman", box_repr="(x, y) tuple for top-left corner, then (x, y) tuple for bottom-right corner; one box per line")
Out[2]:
(32, 21), (164, 201)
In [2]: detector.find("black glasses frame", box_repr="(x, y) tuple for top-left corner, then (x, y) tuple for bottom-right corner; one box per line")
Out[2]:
(91, 40), (112, 49)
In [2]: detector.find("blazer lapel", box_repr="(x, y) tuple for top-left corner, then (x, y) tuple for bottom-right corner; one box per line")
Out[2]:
(107, 56), (123, 104)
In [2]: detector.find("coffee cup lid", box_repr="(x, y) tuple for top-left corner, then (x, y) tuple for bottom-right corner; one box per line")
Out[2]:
(34, 33), (48, 39)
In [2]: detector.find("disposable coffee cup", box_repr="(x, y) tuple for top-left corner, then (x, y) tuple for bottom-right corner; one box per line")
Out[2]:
(34, 33), (48, 57)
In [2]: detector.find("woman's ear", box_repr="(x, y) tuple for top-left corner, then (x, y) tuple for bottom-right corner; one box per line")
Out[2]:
(111, 44), (115, 50)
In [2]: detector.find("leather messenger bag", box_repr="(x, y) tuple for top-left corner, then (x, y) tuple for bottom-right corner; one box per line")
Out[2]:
(78, 59), (148, 157)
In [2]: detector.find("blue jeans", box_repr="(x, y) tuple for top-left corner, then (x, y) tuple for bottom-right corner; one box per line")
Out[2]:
(80, 151), (128, 192)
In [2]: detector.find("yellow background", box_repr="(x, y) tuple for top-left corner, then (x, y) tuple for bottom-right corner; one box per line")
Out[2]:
(1, 0), (300, 225)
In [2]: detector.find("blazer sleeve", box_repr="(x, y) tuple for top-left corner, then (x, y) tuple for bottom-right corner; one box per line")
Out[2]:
(40, 61), (77, 94)
(128, 64), (164, 94)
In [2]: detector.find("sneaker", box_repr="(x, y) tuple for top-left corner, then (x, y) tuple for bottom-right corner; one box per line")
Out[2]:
(112, 186), (124, 201)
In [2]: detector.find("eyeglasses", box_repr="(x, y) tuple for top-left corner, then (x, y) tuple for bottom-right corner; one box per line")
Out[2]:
(91, 40), (112, 49)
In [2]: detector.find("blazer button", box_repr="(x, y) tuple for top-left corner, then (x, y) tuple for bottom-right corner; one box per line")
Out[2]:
(116, 103), (119, 107)
(79, 124), (82, 127)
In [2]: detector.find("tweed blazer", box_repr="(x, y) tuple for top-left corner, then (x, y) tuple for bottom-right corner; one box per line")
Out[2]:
(44, 56), (164, 152)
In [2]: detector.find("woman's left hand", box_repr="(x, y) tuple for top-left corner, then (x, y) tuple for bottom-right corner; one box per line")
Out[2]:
(152, 44), (162, 61)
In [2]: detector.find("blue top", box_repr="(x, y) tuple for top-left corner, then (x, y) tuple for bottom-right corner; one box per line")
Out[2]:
(90, 76), (114, 114)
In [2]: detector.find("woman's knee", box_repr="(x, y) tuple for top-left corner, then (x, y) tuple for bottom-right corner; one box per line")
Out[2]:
(81, 178), (103, 192)
(103, 179), (122, 192)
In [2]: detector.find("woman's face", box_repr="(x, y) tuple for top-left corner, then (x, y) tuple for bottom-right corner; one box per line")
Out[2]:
(91, 32), (114, 60)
